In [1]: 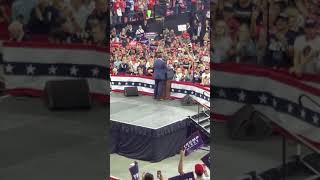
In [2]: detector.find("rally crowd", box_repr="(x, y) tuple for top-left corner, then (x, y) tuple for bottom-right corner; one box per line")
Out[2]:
(0, 0), (107, 46)
(110, 0), (210, 25)
(113, 149), (210, 180)
(212, 0), (320, 76)
(110, 8), (210, 86)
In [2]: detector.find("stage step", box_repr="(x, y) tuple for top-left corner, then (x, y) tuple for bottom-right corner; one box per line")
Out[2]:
(199, 118), (210, 126)
(190, 110), (211, 137)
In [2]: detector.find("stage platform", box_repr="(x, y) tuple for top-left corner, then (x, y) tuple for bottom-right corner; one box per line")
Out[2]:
(0, 95), (107, 180)
(110, 92), (199, 162)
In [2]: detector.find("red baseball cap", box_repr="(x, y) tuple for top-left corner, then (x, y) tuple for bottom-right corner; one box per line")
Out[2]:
(194, 164), (204, 174)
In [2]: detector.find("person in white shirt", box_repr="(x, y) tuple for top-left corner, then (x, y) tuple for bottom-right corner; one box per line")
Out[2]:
(291, 18), (320, 75)
(201, 68), (210, 86)
(136, 25), (145, 39)
(175, 68), (183, 81)
(132, 60), (140, 74)
(69, 0), (91, 31)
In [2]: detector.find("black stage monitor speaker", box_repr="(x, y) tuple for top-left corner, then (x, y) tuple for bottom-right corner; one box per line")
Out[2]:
(259, 168), (281, 180)
(124, 87), (139, 96)
(44, 79), (91, 109)
(181, 95), (195, 106)
(227, 105), (272, 140)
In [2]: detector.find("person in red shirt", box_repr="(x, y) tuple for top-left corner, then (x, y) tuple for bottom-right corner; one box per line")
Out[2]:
(0, 3), (10, 40)
(113, 0), (122, 23)
(223, 3), (240, 41)
(148, 0), (155, 10)
(182, 30), (190, 40)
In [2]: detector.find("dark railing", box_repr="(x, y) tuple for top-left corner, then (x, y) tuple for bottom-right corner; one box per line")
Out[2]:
(197, 90), (210, 124)
(298, 94), (320, 111)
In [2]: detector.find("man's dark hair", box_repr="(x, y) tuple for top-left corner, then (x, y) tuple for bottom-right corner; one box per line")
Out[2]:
(144, 173), (154, 180)
(156, 52), (162, 58)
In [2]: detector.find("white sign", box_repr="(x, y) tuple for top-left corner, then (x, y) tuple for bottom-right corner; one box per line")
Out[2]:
(178, 24), (187, 32)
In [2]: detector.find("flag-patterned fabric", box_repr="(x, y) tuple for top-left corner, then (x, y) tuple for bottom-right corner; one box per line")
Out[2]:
(2, 42), (108, 102)
(111, 75), (210, 107)
(213, 63), (320, 147)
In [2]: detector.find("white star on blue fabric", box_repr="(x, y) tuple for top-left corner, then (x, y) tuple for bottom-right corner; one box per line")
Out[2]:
(48, 65), (57, 75)
(288, 104), (293, 113)
(91, 68), (99, 77)
(259, 94), (268, 104)
(5, 64), (14, 73)
(26, 64), (36, 75)
(272, 99), (277, 107)
(238, 91), (246, 101)
(70, 65), (78, 76)
(312, 114), (319, 124)
(300, 109), (306, 119)
(218, 89), (226, 97)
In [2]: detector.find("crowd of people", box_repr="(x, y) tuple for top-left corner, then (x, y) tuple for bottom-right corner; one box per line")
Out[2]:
(212, 0), (320, 76)
(0, 0), (107, 46)
(110, 8), (210, 86)
(121, 150), (209, 180)
(110, 0), (210, 25)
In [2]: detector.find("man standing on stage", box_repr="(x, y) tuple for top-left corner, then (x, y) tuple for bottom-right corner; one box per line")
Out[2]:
(153, 52), (167, 100)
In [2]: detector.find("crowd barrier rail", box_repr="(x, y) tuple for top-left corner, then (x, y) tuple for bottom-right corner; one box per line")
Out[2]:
(111, 74), (210, 108)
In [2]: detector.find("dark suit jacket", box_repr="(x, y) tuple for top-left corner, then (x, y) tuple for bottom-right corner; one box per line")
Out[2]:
(153, 58), (167, 80)
(194, 25), (205, 38)
(187, 26), (194, 37)
(166, 68), (175, 80)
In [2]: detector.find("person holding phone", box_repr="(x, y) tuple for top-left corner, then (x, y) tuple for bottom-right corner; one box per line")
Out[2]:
(141, 171), (163, 180)
(157, 170), (164, 180)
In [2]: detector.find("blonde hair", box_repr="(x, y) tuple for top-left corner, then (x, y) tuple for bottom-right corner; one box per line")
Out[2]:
(8, 21), (23, 33)
(285, 6), (304, 27)
(285, 7), (299, 17)
(214, 20), (229, 38)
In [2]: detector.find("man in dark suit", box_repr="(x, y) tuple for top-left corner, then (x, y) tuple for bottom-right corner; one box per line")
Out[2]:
(153, 53), (167, 100)
(194, 21), (205, 44)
